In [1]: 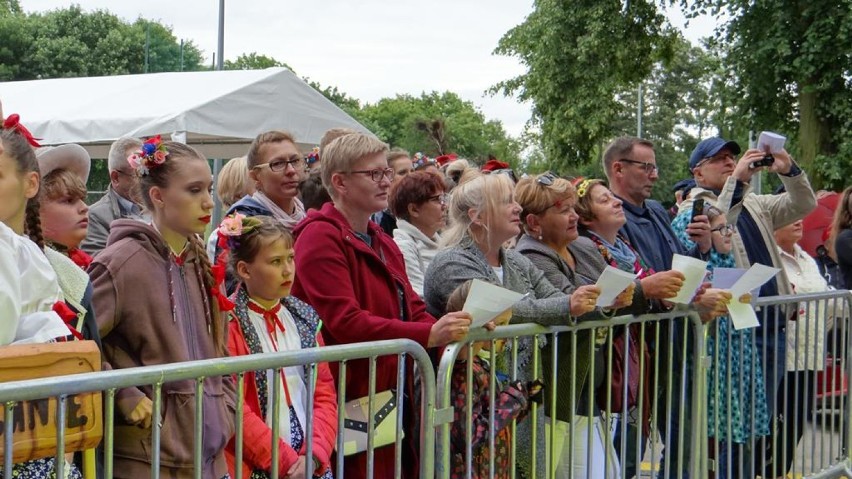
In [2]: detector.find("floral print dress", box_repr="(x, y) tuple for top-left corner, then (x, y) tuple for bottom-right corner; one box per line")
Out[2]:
(671, 212), (770, 443)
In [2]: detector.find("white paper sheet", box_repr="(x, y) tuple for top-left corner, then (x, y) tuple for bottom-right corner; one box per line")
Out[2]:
(669, 254), (709, 304)
(720, 263), (779, 330)
(711, 268), (747, 290)
(757, 131), (786, 154)
(462, 279), (528, 328)
(594, 266), (637, 307)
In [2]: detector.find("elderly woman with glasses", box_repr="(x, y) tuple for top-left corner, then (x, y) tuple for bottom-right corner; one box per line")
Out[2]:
(225, 130), (307, 231)
(389, 171), (448, 296)
(291, 133), (474, 479)
(514, 172), (647, 478)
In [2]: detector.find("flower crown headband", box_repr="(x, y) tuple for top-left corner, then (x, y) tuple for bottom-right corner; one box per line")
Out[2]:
(128, 135), (168, 176)
(305, 147), (320, 167)
(571, 177), (602, 199)
(215, 213), (263, 253)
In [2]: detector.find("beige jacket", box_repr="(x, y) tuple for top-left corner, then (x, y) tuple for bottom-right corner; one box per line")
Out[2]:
(679, 169), (817, 298)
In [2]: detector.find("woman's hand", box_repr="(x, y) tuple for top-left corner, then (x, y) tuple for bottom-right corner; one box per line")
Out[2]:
(570, 285), (601, 317)
(428, 311), (473, 347)
(694, 287), (732, 323)
(608, 282), (636, 310)
(639, 270), (685, 300)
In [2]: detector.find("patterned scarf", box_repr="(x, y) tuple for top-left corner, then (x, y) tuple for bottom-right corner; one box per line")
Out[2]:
(251, 191), (306, 231)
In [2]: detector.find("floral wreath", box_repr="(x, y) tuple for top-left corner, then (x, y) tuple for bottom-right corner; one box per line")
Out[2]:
(128, 135), (168, 176)
(412, 152), (435, 170)
(305, 147), (320, 167)
(215, 213), (263, 254)
(572, 177), (597, 198)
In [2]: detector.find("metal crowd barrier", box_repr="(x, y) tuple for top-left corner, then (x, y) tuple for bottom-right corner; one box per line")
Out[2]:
(696, 290), (852, 479)
(435, 310), (706, 479)
(1, 290), (850, 479)
(0, 338), (436, 479)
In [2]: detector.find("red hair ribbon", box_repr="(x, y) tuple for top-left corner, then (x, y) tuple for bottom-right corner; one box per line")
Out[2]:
(2, 114), (42, 147)
(210, 262), (235, 311)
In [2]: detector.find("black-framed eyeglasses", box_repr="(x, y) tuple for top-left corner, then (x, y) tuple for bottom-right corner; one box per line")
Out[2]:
(349, 167), (395, 183)
(254, 156), (304, 173)
(536, 172), (557, 186)
(427, 193), (449, 205)
(618, 158), (658, 174)
(711, 224), (735, 237)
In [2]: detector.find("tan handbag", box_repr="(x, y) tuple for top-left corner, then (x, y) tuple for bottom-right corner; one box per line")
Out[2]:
(341, 390), (402, 456)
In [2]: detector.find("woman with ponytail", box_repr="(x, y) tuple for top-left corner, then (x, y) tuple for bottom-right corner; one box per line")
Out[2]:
(89, 137), (236, 478)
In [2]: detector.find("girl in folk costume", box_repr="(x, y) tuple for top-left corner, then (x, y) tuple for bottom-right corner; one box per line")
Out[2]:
(89, 137), (236, 479)
(217, 214), (337, 479)
(0, 116), (81, 476)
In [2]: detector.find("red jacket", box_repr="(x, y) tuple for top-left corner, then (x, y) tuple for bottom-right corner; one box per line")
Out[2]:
(224, 298), (337, 478)
(292, 202), (436, 478)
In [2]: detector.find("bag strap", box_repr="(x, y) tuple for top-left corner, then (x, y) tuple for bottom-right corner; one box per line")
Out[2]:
(344, 391), (397, 432)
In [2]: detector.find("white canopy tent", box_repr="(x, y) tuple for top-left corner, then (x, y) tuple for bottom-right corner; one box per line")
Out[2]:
(0, 67), (372, 158)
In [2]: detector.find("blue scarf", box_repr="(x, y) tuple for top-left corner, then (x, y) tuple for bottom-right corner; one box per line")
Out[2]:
(588, 231), (637, 273)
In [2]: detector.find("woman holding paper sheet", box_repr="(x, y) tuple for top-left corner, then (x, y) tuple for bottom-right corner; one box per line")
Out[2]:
(423, 169), (601, 478)
(514, 172), (646, 479)
(672, 200), (770, 469)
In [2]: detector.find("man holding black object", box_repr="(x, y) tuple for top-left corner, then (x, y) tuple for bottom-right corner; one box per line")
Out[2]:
(684, 135), (816, 477)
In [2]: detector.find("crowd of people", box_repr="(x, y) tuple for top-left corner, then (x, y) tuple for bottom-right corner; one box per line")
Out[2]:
(1, 100), (851, 479)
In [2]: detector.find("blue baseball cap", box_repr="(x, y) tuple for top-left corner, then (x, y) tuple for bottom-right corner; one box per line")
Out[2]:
(688, 137), (741, 170)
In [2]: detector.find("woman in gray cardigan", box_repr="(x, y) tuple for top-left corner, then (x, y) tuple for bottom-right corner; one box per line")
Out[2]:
(514, 173), (646, 478)
(423, 169), (602, 479)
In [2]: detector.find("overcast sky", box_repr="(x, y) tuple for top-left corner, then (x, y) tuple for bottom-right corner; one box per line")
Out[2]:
(23, 0), (715, 137)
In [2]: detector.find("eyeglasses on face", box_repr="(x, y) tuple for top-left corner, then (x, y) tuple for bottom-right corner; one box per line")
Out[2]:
(254, 156), (304, 173)
(427, 193), (449, 205)
(349, 167), (395, 183)
(711, 224), (735, 237)
(697, 152), (736, 168)
(618, 158), (658, 174)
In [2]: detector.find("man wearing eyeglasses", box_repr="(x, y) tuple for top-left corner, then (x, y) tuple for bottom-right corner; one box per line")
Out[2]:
(684, 136), (816, 476)
(603, 136), (714, 479)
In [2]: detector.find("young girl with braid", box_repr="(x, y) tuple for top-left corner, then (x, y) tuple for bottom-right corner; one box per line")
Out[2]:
(216, 214), (336, 479)
(89, 137), (236, 479)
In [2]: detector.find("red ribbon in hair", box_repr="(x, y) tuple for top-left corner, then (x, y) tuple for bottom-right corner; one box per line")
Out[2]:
(2, 114), (42, 147)
(210, 262), (235, 311)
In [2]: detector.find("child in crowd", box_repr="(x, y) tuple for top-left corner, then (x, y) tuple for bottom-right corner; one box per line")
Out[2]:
(445, 280), (542, 479)
(89, 137), (235, 479)
(1, 116), (82, 479)
(672, 201), (769, 476)
(217, 213), (337, 479)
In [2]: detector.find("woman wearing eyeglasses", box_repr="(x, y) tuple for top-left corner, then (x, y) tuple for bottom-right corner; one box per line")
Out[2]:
(291, 133), (474, 479)
(389, 171), (448, 296)
(423, 169), (602, 479)
(672, 196), (770, 475)
(225, 130), (307, 232)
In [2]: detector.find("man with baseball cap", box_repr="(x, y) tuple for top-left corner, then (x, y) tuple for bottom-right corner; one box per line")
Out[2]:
(684, 136), (816, 476)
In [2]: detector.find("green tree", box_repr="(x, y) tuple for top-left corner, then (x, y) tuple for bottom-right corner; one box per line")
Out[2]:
(492, 0), (678, 171)
(0, 6), (204, 81)
(225, 52), (292, 71)
(679, 0), (852, 190)
(358, 91), (522, 166)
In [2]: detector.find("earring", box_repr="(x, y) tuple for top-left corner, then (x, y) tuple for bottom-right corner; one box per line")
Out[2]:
(538, 234), (543, 241)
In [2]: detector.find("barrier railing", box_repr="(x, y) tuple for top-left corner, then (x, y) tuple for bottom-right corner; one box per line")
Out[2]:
(1, 290), (850, 479)
(0, 338), (436, 479)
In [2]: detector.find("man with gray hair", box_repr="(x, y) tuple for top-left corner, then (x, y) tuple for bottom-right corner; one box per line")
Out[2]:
(80, 136), (145, 255)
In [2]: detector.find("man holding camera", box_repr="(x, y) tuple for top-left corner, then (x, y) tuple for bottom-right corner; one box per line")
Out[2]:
(686, 136), (816, 476)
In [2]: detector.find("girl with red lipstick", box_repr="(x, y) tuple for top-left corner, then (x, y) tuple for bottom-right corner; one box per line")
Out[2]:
(217, 214), (336, 479)
(90, 138), (236, 479)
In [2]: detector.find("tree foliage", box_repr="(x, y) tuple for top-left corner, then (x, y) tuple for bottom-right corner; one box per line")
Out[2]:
(679, 0), (852, 190)
(492, 0), (678, 171)
(225, 52), (292, 71)
(0, 5), (204, 81)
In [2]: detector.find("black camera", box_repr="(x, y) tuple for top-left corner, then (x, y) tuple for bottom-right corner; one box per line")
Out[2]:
(751, 153), (775, 169)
